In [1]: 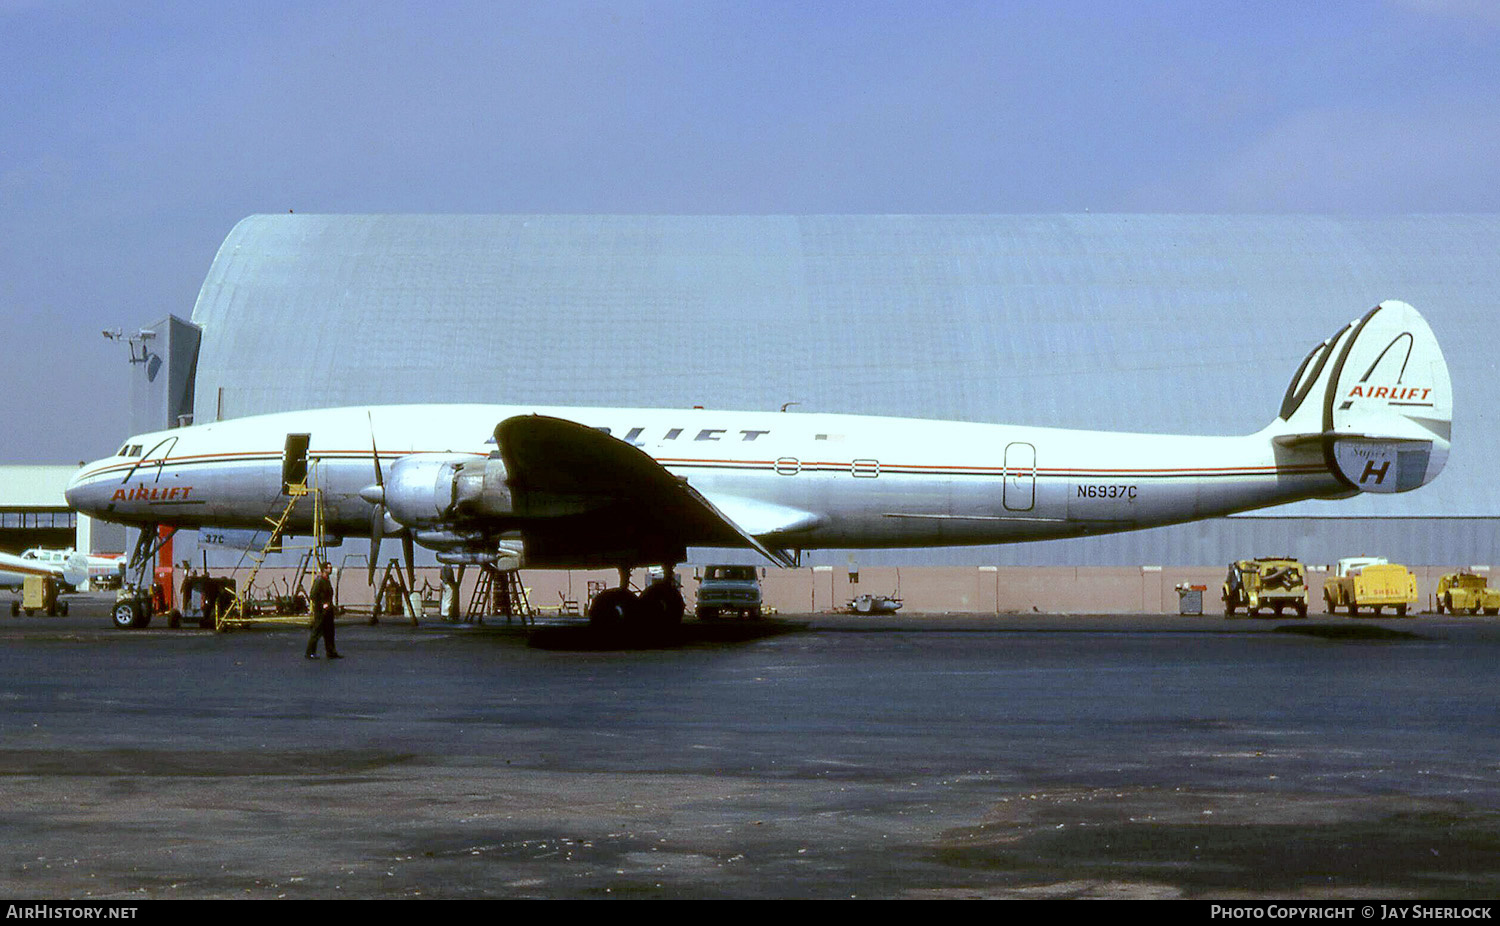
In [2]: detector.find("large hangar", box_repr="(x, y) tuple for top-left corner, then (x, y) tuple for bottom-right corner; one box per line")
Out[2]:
(151, 213), (1496, 569)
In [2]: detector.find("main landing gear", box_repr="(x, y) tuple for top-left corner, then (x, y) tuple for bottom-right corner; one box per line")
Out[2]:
(588, 565), (685, 633)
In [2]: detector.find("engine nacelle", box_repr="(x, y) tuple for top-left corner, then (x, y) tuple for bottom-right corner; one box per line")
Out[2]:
(434, 542), (524, 570)
(385, 453), (513, 529)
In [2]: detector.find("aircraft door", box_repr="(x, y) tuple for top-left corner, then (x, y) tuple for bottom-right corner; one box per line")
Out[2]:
(1004, 442), (1036, 511)
(282, 433), (311, 494)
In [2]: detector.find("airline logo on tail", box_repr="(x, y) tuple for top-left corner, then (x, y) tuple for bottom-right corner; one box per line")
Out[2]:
(1344, 385), (1431, 404)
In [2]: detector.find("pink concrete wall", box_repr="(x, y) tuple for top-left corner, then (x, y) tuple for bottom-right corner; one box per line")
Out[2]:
(221, 563), (1497, 616)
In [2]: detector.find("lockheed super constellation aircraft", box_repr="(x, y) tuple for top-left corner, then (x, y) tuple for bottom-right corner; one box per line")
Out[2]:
(67, 301), (1451, 630)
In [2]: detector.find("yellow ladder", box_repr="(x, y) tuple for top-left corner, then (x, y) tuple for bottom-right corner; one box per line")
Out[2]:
(217, 479), (327, 631)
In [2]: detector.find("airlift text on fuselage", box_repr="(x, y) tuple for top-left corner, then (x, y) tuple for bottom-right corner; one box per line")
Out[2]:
(111, 485), (196, 503)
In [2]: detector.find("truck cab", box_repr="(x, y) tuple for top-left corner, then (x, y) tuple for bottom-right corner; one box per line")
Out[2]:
(695, 565), (763, 620)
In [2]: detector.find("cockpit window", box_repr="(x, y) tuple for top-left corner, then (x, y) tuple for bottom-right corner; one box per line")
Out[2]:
(129, 445), (142, 456)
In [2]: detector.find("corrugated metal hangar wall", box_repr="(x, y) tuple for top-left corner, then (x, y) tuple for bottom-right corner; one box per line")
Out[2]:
(179, 214), (1498, 567)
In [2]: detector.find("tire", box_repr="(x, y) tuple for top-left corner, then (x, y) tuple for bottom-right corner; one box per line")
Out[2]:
(9, 601), (18, 617)
(112, 602), (139, 629)
(1295, 603), (1308, 619)
(696, 606), (719, 621)
(168, 609), (182, 629)
(1396, 604), (1408, 618)
(638, 582), (685, 629)
(588, 588), (638, 628)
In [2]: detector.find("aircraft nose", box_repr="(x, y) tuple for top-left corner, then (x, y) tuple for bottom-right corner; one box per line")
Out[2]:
(65, 463), (108, 516)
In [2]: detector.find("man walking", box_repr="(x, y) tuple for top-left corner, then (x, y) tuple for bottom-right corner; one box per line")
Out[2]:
(305, 561), (342, 660)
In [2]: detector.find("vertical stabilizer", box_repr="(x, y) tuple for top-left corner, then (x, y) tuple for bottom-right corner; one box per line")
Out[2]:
(1270, 301), (1451, 493)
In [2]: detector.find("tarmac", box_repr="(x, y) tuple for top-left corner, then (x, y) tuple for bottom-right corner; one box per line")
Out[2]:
(2, 595), (1499, 900)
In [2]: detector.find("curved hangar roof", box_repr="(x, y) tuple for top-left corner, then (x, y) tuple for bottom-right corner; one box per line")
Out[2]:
(190, 214), (1497, 532)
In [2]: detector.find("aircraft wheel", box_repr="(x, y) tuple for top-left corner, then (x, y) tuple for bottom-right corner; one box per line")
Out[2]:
(638, 581), (685, 629)
(588, 587), (638, 628)
(112, 602), (140, 629)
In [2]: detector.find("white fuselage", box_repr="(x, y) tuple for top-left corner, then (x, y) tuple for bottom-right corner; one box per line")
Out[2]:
(66, 404), (1344, 555)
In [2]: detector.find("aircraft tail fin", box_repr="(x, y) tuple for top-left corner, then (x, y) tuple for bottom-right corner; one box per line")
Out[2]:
(1268, 300), (1451, 493)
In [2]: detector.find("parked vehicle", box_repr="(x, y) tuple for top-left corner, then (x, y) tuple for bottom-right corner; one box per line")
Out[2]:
(695, 565), (762, 620)
(848, 593), (903, 614)
(12, 576), (67, 617)
(1222, 557), (1308, 617)
(1323, 557), (1418, 617)
(1435, 573), (1500, 615)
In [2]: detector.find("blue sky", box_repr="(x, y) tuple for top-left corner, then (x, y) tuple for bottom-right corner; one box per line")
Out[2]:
(2, 0), (1497, 461)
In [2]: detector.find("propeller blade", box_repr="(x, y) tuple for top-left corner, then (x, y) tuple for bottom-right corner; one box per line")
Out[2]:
(366, 411), (386, 587)
(401, 530), (416, 588)
(368, 411), (385, 487)
(368, 507), (383, 586)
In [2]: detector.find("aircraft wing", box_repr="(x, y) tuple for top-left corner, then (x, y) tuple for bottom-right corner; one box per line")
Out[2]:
(495, 415), (797, 567)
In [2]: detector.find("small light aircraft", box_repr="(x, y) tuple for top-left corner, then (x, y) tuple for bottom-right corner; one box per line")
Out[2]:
(0, 549), (89, 591)
(67, 301), (1451, 630)
(14, 547), (124, 588)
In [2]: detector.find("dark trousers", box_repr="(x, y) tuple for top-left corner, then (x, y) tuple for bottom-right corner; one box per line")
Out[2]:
(305, 605), (338, 656)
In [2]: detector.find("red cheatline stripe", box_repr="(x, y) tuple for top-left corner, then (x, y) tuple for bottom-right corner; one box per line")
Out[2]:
(80, 451), (1331, 483)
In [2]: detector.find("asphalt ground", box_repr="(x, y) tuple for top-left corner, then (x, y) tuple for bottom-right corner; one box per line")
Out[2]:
(2, 595), (1499, 900)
